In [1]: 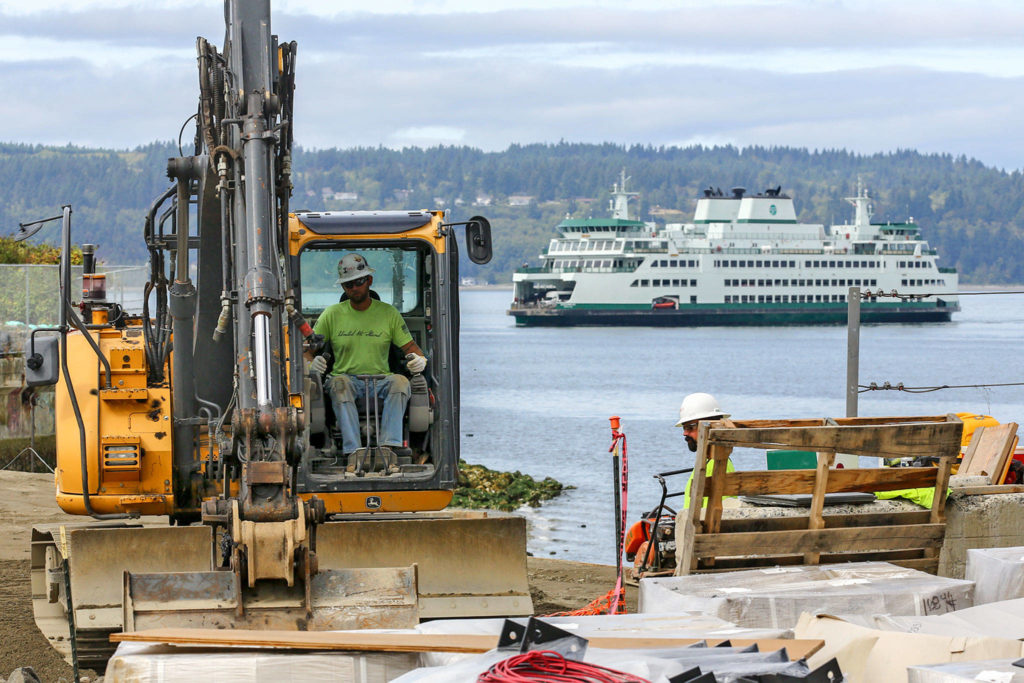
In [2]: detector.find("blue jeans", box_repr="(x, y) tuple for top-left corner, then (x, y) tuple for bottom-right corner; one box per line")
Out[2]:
(326, 374), (411, 454)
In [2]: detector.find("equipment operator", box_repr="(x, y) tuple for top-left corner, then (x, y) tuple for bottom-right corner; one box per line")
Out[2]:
(307, 253), (427, 461)
(676, 392), (735, 508)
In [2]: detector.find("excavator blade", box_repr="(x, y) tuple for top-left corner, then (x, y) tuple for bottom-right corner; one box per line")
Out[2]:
(315, 511), (533, 618)
(123, 565), (419, 632)
(31, 523), (212, 670)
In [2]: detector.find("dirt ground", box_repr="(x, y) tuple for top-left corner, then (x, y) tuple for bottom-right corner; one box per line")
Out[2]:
(0, 471), (636, 681)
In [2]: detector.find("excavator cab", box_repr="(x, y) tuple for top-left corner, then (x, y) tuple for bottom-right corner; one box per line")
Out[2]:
(289, 210), (467, 510)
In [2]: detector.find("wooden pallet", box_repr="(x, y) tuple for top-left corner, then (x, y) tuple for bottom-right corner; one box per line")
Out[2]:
(676, 415), (963, 575)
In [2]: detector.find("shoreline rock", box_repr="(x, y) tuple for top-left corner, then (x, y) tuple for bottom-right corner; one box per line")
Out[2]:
(453, 459), (569, 511)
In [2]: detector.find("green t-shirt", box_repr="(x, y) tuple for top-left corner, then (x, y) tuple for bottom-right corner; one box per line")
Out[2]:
(313, 299), (413, 375)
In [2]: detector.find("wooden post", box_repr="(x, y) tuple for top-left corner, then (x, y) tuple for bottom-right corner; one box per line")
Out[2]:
(805, 450), (835, 564)
(677, 421), (712, 575)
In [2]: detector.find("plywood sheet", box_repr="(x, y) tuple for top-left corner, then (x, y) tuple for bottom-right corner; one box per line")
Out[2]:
(110, 628), (824, 661)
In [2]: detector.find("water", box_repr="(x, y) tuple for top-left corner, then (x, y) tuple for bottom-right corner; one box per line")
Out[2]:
(459, 289), (1024, 565)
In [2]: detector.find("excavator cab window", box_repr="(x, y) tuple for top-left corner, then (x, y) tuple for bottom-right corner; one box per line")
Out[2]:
(299, 246), (422, 317)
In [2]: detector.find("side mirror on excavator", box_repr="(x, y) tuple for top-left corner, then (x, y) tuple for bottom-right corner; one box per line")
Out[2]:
(465, 215), (492, 265)
(25, 334), (60, 387)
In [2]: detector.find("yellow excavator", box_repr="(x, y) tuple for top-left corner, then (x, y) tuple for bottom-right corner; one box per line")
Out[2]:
(24, 0), (531, 670)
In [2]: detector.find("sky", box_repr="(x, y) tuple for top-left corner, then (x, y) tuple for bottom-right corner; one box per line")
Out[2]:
(2, 0), (1024, 170)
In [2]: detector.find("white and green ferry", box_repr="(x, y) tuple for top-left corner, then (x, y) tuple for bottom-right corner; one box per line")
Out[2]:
(508, 173), (959, 326)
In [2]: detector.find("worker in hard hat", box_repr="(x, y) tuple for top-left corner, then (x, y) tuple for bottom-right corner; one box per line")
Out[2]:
(308, 253), (428, 469)
(675, 393), (735, 508)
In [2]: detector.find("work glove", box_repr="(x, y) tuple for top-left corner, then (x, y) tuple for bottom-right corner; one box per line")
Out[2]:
(309, 355), (328, 375)
(405, 353), (427, 374)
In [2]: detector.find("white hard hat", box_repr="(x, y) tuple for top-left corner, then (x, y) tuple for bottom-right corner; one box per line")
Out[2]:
(675, 392), (729, 427)
(336, 253), (375, 285)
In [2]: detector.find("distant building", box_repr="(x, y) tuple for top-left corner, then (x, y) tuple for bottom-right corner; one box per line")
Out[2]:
(454, 198), (466, 206)
(475, 194), (492, 206)
(394, 189), (413, 202)
(333, 191), (358, 202)
(433, 197), (447, 208)
(320, 187), (334, 197)
(508, 195), (534, 206)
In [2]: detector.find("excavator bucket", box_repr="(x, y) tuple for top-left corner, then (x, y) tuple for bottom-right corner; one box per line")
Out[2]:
(123, 565), (419, 631)
(315, 511), (534, 618)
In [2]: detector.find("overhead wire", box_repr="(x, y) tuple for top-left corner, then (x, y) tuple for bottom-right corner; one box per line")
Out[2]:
(859, 381), (1024, 394)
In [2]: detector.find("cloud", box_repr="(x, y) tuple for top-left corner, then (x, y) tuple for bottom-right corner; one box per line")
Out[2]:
(1, 1), (1024, 170)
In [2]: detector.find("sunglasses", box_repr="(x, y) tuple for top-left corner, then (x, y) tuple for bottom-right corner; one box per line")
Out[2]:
(342, 276), (369, 289)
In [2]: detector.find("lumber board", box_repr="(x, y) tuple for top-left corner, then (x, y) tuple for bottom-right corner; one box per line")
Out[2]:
(692, 523), (946, 557)
(694, 555), (938, 575)
(109, 629), (823, 661)
(721, 467), (943, 496)
(706, 422), (962, 459)
(719, 511), (932, 533)
(729, 416), (951, 429)
(960, 423), (1018, 484)
(698, 547), (927, 569)
(955, 484), (1024, 495)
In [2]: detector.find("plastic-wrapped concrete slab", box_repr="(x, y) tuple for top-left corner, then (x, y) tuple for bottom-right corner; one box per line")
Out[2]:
(104, 641), (419, 682)
(837, 597), (1024, 639)
(967, 547), (1024, 604)
(640, 562), (974, 629)
(908, 659), (1024, 682)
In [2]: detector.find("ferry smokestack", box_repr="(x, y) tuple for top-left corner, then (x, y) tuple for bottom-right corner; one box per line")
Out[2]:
(731, 187), (746, 199)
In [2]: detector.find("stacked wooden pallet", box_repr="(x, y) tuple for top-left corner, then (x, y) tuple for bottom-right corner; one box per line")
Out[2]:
(677, 415), (963, 575)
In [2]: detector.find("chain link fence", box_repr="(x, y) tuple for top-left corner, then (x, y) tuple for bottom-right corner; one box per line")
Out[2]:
(0, 264), (148, 453)
(0, 263), (148, 328)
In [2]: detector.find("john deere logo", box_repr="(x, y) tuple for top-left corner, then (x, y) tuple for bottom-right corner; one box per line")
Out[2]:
(365, 496), (382, 509)
(769, 204), (777, 215)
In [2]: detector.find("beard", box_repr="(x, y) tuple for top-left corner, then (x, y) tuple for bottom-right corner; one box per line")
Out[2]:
(685, 435), (697, 452)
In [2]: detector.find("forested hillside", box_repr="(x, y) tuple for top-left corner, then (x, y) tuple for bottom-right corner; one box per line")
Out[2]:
(2, 141), (1023, 283)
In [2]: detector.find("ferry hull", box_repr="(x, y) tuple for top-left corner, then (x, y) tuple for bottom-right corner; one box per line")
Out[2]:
(508, 302), (958, 327)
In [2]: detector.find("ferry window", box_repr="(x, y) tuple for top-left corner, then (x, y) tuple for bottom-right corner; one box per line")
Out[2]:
(828, 261), (835, 268)
(758, 295), (764, 303)
(691, 296), (697, 304)
(805, 260), (811, 267)
(901, 279), (907, 286)
(871, 280), (877, 286)
(641, 280), (649, 286)
(690, 279), (697, 286)
(783, 280), (789, 286)
(630, 280), (638, 287)
(757, 279), (764, 286)
(730, 260), (737, 267)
